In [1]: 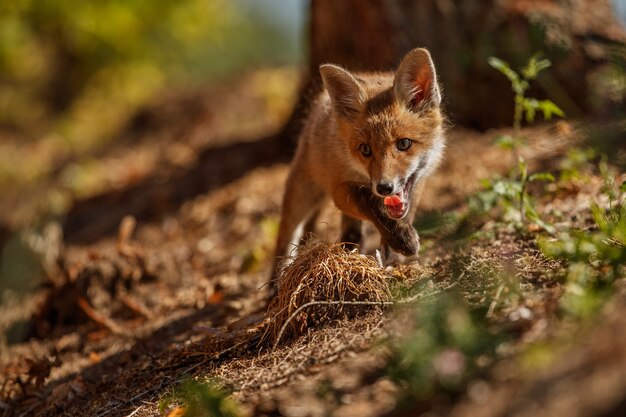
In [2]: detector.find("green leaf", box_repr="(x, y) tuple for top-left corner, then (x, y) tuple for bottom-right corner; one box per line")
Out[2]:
(591, 203), (609, 232)
(161, 378), (241, 417)
(493, 180), (521, 198)
(535, 58), (552, 73)
(529, 172), (555, 182)
(488, 56), (520, 84)
(521, 55), (552, 80)
(537, 100), (565, 120)
(522, 98), (542, 122)
(495, 134), (515, 150)
(518, 157), (528, 182)
(526, 208), (556, 234)
(513, 79), (529, 96)
(525, 104), (537, 123)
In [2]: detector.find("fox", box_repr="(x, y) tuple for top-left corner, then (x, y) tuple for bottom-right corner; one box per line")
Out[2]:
(271, 47), (445, 287)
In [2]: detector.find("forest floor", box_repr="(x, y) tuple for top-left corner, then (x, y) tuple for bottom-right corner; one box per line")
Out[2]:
(1, 69), (625, 417)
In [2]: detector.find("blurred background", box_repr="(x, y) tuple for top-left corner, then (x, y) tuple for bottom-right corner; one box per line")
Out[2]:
(0, 0), (306, 216)
(0, 2), (625, 415)
(1, 0), (625, 224)
(0, 0), (624, 332)
(0, 0), (307, 325)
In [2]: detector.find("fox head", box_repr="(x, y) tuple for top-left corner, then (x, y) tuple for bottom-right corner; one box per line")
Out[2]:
(320, 48), (445, 219)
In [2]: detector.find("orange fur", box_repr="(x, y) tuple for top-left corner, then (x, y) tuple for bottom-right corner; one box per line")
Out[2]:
(271, 48), (446, 287)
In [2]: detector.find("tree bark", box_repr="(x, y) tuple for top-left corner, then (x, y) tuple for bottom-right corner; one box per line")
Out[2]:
(281, 0), (625, 145)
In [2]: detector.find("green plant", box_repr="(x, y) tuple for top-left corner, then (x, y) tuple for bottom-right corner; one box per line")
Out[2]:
(539, 160), (626, 317)
(488, 55), (564, 160)
(387, 293), (504, 400)
(470, 158), (555, 232)
(484, 54), (564, 227)
(558, 147), (596, 183)
(159, 378), (241, 417)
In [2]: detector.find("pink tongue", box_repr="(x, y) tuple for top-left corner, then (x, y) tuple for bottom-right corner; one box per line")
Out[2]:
(384, 194), (403, 208)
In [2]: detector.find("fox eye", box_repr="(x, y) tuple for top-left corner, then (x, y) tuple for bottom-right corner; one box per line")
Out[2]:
(358, 143), (372, 157)
(396, 138), (413, 151)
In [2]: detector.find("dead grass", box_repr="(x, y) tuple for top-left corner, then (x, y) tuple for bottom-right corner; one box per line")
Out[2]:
(264, 242), (397, 346)
(217, 312), (388, 394)
(1, 120), (597, 416)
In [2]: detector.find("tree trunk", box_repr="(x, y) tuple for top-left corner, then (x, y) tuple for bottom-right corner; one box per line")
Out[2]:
(281, 0), (625, 145)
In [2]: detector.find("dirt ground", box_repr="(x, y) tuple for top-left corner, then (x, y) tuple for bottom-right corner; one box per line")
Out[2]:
(1, 72), (625, 417)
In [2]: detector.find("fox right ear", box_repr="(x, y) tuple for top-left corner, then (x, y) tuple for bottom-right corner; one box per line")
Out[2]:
(394, 48), (441, 112)
(320, 64), (365, 119)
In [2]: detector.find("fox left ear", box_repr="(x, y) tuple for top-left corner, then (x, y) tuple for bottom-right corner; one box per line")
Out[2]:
(394, 48), (441, 111)
(320, 64), (365, 119)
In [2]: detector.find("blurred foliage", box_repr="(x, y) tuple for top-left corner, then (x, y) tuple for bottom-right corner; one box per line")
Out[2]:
(0, 0), (298, 188)
(489, 55), (564, 140)
(471, 158), (555, 233)
(489, 54), (564, 167)
(239, 216), (279, 273)
(413, 210), (460, 240)
(540, 159), (626, 318)
(387, 293), (504, 401)
(479, 54), (563, 231)
(160, 378), (241, 417)
(589, 45), (626, 117)
(0, 233), (42, 294)
(558, 147), (597, 183)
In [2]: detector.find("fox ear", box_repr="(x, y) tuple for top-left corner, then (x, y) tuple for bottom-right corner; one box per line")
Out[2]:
(394, 48), (441, 111)
(320, 64), (365, 119)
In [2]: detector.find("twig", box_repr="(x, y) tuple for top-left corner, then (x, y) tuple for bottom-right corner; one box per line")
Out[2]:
(117, 215), (144, 258)
(124, 405), (143, 417)
(519, 169), (527, 223)
(78, 297), (125, 335)
(487, 284), (505, 318)
(120, 293), (153, 319)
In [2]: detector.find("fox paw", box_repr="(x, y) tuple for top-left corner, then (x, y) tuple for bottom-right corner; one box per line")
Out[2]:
(377, 243), (419, 268)
(385, 250), (419, 267)
(384, 223), (420, 256)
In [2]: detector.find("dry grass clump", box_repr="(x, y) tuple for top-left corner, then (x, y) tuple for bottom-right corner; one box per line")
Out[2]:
(264, 241), (396, 346)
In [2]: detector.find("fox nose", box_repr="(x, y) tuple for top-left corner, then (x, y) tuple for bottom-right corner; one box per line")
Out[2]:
(376, 182), (394, 196)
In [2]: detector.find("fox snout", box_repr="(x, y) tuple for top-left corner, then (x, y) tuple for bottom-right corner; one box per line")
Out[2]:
(373, 173), (413, 198)
(375, 182), (395, 196)
(374, 181), (398, 197)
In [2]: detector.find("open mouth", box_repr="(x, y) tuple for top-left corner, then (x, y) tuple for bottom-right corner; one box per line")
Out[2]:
(382, 172), (417, 219)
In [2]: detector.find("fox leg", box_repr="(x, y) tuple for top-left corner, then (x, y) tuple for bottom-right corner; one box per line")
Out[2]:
(271, 172), (325, 287)
(383, 179), (426, 265)
(407, 180), (426, 221)
(340, 214), (362, 251)
(299, 208), (321, 246)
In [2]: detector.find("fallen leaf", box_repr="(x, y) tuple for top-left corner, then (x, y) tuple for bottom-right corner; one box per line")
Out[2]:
(208, 290), (224, 304)
(88, 351), (101, 364)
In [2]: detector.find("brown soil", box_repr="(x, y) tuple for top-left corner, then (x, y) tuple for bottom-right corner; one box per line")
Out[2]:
(0, 77), (623, 417)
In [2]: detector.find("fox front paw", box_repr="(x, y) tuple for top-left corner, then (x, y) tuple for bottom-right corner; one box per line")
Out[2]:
(382, 248), (419, 267)
(384, 222), (420, 257)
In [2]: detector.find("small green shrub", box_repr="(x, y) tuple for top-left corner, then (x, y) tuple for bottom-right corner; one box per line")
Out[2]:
(558, 147), (596, 183)
(488, 55), (564, 152)
(471, 158), (555, 232)
(539, 161), (626, 317)
(387, 293), (504, 400)
(483, 54), (564, 229)
(160, 378), (241, 417)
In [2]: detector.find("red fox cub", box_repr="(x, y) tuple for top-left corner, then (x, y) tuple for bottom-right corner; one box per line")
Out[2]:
(272, 48), (445, 283)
